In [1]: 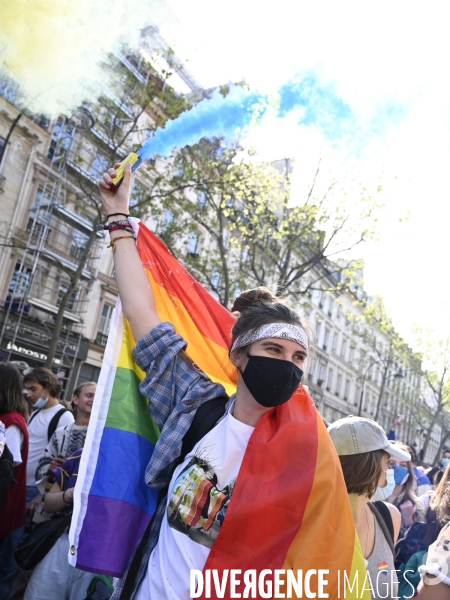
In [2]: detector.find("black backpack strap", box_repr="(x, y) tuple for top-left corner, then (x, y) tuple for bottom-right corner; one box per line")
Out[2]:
(27, 408), (42, 427)
(179, 395), (228, 461)
(119, 395), (228, 599)
(47, 408), (69, 442)
(369, 502), (395, 556)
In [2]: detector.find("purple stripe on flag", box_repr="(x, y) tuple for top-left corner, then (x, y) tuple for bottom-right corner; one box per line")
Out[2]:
(76, 495), (154, 576)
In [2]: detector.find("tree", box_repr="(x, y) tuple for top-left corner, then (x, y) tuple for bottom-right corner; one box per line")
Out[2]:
(143, 138), (289, 307)
(346, 296), (423, 429)
(417, 335), (450, 460)
(145, 137), (386, 308)
(42, 52), (188, 367)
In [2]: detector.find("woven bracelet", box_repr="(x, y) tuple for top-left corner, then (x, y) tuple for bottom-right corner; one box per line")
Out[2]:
(107, 235), (136, 252)
(97, 219), (131, 232)
(108, 224), (134, 233)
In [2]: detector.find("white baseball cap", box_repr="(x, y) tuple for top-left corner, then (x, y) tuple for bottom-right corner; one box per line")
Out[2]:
(328, 416), (411, 460)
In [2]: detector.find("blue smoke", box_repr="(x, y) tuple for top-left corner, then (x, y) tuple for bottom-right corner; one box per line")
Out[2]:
(137, 70), (405, 160)
(139, 86), (268, 160)
(277, 73), (354, 140)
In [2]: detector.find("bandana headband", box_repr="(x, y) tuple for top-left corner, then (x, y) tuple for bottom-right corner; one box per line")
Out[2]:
(231, 322), (309, 353)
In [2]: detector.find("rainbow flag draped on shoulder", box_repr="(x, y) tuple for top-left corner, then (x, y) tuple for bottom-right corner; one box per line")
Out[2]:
(69, 220), (370, 599)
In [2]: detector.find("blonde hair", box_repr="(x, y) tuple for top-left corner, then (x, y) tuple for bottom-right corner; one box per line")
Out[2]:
(430, 463), (450, 524)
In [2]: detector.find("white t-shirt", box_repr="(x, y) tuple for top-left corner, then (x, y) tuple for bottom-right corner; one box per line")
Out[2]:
(26, 405), (74, 486)
(5, 424), (24, 466)
(137, 405), (254, 600)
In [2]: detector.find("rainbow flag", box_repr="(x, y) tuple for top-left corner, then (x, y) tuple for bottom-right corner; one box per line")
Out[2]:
(69, 220), (369, 598)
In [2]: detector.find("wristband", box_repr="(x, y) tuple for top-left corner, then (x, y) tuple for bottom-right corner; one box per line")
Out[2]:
(62, 490), (72, 505)
(106, 212), (130, 219)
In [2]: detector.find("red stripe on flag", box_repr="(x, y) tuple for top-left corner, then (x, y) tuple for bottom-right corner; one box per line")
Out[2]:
(201, 387), (318, 599)
(137, 224), (235, 349)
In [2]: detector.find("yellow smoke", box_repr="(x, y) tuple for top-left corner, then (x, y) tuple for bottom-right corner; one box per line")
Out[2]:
(0, 0), (173, 116)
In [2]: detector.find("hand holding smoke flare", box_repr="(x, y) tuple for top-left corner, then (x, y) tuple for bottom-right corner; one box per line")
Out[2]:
(110, 76), (405, 186)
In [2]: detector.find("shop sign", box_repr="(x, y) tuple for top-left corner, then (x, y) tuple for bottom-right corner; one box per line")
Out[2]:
(7, 341), (62, 365)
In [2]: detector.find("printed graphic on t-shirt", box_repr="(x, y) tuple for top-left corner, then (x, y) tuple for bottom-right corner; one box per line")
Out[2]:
(167, 455), (235, 549)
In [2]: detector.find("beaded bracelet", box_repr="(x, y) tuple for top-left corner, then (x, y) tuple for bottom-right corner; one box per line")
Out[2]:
(107, 235), (136, 253)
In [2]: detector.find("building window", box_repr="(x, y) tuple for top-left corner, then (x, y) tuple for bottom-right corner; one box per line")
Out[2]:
(323, 328), (330, 351)
(222, 229), (230, 248)
(70, 230), (89, 260)
(90, 153), (109, 178)
(130, 183), (145, 210)
(26, 218), (51, 242)
(354, 387), (361, 406)
(318, 290), (324, 308)
(210, 268), (222, 290)
(328, 299), (334, 317)
(77, 363), (101, 384)
(8, 263), (32, 296)
(332, 332), (338, 353)
(340, 339), (347, 360)
(349, 347), (355, 363)
(318, 362), (327, 386)
(160, 209), (174, 233)
(187, 232), (199, 256)
(197, 191), (207, 209)
(326, 368), (334, 391)
(47, 117), (74, 160)
(315, 317), (322, 337)
(335, 373), (342, 396)
(56, 285), (77, 311)
(95, 303), (114, 346)
(344, 379), (350, 401)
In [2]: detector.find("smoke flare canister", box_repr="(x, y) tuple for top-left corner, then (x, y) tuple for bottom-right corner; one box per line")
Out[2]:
(111, 152), (143, 187)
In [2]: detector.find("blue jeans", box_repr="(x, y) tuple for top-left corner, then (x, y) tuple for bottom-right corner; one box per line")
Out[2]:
(0, 526), (24, 600)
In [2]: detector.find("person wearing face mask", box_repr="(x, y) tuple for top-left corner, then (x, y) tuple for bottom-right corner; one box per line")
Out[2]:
(416, 465), (450, 598)
(386, 441), (426, 538)
(328, 416), (407, 599)
(440, 457), (450, 471)
(0, 364), (29, 599)
(22, 368), (74, 520)
(97, 164), (363, 600)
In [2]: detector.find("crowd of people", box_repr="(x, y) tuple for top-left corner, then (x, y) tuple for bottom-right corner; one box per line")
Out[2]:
(0, 363), (97, 600)
(1, 162), (450, 600)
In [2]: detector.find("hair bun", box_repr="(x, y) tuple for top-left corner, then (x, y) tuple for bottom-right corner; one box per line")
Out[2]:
(231, 286), (277, 314)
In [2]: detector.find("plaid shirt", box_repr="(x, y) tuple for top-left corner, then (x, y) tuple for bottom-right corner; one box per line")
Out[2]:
(112, 322), (231, 599)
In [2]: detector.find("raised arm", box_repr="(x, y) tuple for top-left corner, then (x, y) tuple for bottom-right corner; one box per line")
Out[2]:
(99, 164), (161, 340)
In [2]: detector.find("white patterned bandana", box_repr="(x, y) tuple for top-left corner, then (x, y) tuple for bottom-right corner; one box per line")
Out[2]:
(231, 322), (309, 353)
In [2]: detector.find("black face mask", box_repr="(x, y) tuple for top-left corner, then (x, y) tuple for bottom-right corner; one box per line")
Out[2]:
(239, 353), (303, 408)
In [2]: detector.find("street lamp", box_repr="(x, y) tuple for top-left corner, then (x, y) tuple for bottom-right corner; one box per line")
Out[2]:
(358, 358), (403, 418)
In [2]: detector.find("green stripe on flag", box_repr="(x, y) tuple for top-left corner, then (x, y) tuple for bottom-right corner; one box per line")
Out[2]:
(105, 366), (160, 445)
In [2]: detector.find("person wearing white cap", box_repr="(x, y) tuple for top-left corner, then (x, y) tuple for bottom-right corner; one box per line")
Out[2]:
(328, 415), (411, 599)
(386, 440), (427, 537)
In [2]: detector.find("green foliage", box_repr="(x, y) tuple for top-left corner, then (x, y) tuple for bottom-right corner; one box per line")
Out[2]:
(140, 137), (386, 309)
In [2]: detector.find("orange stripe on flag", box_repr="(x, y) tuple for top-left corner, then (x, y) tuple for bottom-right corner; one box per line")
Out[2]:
(279, 411), (370, 599)
(145, 269), (237, 390)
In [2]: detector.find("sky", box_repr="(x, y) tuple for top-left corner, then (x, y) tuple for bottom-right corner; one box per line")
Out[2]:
(1, 1), (448, 353)
(157, 0), (450, 350)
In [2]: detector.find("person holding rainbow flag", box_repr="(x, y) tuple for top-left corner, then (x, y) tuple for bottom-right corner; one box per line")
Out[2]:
(92, 163), (371, 599)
